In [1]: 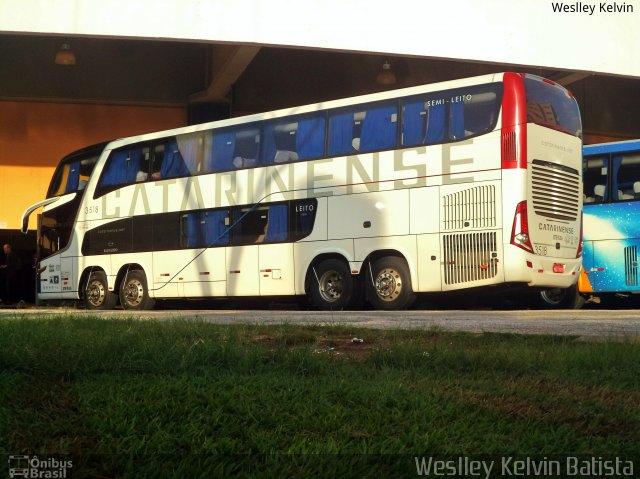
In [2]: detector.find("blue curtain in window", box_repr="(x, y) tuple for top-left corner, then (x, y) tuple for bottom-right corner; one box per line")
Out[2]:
(265, 204), (288, 242)
(262, 123), (278, 164)
(424, 104), (445, 144)
(101, 149), (141, 186)
(204, 210), (230, 246)
(161, 139), (190, 179)
(186, 211), (229, 248)
(296, 117), (325, 159)
(64, 160), (80, 193)
(360, 105), (397, 152)
(211, 132), (236, 171)
(449, 101), (465, 140)
(185, 213), (204, 248)
(328, 112), (355, 156)
(402, 101), (425, 146)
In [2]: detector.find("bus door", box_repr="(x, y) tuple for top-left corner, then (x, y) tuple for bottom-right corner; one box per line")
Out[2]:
(38, 212), (63, 296)
(37, 197), (80, 297)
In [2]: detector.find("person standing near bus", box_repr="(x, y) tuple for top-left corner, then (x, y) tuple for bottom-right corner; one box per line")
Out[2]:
(0, 243), (21, 304)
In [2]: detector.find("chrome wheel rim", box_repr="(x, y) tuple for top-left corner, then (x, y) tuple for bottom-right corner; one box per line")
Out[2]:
(87, 280), (105, 307)
(375, 268), (402, 302)
(123, 278), (144, 307)
(318, 270), (343, 303)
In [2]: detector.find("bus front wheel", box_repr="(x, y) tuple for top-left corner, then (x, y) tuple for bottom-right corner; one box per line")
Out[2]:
(119, 269), (155, 310)
(309, 259), (356, 310)
(84, 271), (117, 310)
(367, 256), (416, 310)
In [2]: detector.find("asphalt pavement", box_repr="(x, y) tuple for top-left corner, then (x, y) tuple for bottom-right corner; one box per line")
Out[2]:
(2, 306), (639, 340)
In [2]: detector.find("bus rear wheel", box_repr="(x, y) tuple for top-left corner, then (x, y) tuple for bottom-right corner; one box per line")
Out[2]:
(120, 269), (155, 310)
(84, 271), (117, 310)
(309, 259), (357, 310)
(536, 283), (584, 309)
(367, 256), (416, 310)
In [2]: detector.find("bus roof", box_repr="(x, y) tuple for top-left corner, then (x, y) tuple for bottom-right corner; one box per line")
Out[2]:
(583, 139), (640, 156)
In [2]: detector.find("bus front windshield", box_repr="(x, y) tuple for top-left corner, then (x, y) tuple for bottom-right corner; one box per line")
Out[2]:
(524, 75), (582, 138)
(47, 145), (105, 198)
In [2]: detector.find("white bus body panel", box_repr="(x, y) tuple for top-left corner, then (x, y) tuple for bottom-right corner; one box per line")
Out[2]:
(225, 245), (260, 296)
(328, 189), (410, 240)
(258, 243), (295, 296)
(178, 248), (227, 298)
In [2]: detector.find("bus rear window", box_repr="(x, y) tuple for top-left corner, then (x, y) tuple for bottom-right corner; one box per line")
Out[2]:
(524, 76), (582, 138)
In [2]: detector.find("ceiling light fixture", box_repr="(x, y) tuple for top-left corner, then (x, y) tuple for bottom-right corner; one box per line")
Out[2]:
(376, 60), (396, 85)
(55, 43), (76, 66)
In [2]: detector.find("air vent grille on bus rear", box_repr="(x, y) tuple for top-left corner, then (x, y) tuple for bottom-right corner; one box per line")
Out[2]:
(531, 160), (581, 221)
(443, 232), (498, 285)
(625, 245), (638, 287)
(442, 185), (497, 231)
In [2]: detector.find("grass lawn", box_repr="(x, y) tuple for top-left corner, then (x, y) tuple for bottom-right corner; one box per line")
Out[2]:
(0, 315), (639, 478)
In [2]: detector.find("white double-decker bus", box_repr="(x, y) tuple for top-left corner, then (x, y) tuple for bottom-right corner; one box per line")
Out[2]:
(21, 72), (583, 311)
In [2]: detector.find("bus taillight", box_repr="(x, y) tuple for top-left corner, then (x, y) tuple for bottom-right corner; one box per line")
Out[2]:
(511, 200), (533, 253)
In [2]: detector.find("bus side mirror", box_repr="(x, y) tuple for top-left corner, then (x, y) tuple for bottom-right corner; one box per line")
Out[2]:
(20, 197), (60, 234)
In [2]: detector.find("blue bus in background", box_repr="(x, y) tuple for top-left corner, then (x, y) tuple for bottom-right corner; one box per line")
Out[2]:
(579, 139), (640, 305)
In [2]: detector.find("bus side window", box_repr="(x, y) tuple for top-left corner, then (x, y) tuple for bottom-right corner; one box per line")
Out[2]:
(232, 207), (269, 245)
(211, 131), (235, 171)
(401, 100), (426, 147)
(147, 138), (191, 181)
(264, 204), (288, 242)
(152, 212), (182, 252)
(150, 143), (165, 180)
(100, 147), (143, 187)
(400, 97), (445, 146)
(174, 132), (208, 176)
(359, 104), (397, 152)
(612, 153), (640, 201)
(328, 110), (356, 156)
(329, 103), (396, 156)
(295, 116), (325, 160)
(135, 146), (151, 182)
(232, 205), (288, 245)
(263, 121), (299, 164)
(181, 209), (229, 248)
(64, 160), (80, 193)
(210, 126), (261, 171)
(232, 128), (260, 169)
(262, 114), (325, 165)
(583, 156), (608, 203)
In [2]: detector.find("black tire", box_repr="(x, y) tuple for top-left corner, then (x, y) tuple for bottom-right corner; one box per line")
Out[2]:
(537, 283), (585, 309)
(309, 259), (356, 310)
(366, 256), (416, 310)
(84, 271), (117, 310)
(119, 269), (155, 310)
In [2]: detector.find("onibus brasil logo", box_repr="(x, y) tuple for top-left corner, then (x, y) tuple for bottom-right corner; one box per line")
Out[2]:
(8, 455), (73, 478)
